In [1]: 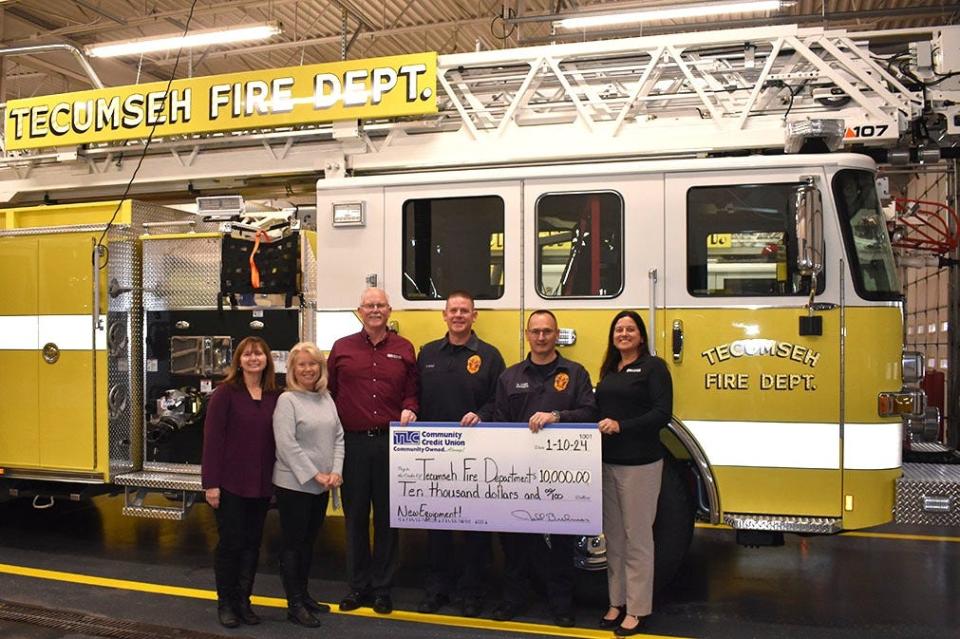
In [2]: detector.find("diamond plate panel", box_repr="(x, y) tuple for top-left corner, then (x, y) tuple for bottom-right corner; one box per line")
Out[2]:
(301, 234), (318, 342)
(895, 462), (960, 526)
(106, 202), (195, 477)
(723, 513), (842, 534)
(106, 224), (138, 476)
(121, 506), (187, 520)
(114, 470), (202, 491)
(143, 236), (222, 310)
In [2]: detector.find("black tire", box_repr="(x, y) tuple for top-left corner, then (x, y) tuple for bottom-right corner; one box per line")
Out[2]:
(652, 456), (696, 591)
(574, 456), (696, 604)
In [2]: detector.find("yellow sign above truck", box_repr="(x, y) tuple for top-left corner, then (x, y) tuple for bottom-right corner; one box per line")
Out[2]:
(4, 52), (437, 150)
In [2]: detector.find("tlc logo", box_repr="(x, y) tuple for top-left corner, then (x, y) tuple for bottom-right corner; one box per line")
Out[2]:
(393, 431), (421, 445)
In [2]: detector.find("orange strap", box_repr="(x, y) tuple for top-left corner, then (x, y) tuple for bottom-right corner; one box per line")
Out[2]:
(249, 230), (266, 289)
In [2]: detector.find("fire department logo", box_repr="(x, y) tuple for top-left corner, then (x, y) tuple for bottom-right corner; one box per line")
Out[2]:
(553, 372), (569, 392)
(466, 354), (482, 374)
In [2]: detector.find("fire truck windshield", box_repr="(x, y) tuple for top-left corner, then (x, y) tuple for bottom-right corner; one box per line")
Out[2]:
(832, 169), (902, 301)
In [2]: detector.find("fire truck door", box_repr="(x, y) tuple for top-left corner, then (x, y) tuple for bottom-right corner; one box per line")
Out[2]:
(36, 234), (105, 471)
(663, 171), (843, 518)
(522, 174), (664, 378)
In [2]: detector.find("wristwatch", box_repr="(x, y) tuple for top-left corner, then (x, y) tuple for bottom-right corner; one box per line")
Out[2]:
(550, 410), (560, 421)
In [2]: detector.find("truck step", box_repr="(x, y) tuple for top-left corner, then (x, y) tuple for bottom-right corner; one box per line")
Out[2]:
(121, 504), (188, 520)
(896, 462), (960, 527)
(113, 471), (202, 492)
(724, 513), (842, 534)
(114, 471), (202, 520)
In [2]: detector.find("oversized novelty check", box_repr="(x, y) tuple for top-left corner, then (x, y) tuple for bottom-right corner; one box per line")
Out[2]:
(389, 422), (601, 535)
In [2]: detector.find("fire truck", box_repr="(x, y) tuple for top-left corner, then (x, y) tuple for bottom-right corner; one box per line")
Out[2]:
(1, 23), (958, 585)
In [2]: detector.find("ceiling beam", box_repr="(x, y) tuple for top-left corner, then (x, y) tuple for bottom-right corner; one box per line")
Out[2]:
(151, 15), (493, 66)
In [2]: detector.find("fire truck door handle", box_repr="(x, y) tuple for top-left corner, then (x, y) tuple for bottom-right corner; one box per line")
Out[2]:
(672, 320), (684, 362)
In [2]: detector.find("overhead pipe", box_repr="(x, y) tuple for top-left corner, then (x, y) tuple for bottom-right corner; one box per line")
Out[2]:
(0, 42), (104, 89)
(513, 5), (960, 43)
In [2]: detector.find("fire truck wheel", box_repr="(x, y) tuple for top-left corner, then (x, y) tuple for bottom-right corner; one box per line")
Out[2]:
(652, 456), (696, 591)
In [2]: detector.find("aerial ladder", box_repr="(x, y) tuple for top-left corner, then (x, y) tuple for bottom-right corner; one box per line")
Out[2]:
(0, 23), (957, 198)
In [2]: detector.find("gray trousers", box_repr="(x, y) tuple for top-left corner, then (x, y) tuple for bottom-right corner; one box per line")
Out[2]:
(602, 459), (662, 616)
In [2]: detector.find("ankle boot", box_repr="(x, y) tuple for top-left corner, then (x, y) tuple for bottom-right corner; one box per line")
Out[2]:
(287, 603), (322, 627)
(217, 601), (240, 628)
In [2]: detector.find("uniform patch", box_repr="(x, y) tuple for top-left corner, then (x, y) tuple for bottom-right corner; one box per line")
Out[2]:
(466, 354), (482, 374)
(553, 372), (569, 391)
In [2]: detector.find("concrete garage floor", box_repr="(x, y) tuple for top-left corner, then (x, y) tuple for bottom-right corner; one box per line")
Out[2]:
(0, 494), (957, 639)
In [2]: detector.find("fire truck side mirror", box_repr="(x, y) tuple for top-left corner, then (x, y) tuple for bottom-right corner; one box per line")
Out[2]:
(793, 179), (824, 278)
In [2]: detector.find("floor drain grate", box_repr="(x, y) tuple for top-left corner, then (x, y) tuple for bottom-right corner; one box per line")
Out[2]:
(0, 599), (249, 639)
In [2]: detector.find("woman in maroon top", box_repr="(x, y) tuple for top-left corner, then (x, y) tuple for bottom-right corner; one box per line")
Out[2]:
(202, 336), (280, 629)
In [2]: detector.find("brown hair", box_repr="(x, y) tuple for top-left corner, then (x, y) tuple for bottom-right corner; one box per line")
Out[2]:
(285, 342), (328, 393)
(222, 336), (277, 391)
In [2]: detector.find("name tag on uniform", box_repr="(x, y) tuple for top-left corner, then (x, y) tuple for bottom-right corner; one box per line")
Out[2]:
(515, 382), (530, 389)
(387, 353), (402, 359)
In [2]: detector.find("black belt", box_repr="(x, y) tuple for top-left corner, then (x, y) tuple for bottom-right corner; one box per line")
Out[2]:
(347, 427), (388, 437)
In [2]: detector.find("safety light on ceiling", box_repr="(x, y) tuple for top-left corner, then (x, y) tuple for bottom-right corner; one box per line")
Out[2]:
(555, 0), (784, 30)
(86, 22), (282, 58)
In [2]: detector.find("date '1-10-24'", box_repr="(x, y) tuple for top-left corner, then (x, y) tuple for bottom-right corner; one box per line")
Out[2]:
(543, 438), (589, 452)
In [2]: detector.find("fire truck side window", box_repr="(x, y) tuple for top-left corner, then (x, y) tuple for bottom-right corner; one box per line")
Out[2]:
(535, 191), (624, 298)
(686, 184), (826, 297)
(401, 195), (505, 300)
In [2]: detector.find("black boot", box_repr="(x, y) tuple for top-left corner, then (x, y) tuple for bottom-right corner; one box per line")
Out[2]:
(282, 550), (321, 627)
(300, 547), (330, 614)
(235, 549), (261, 625)
(217, 600), (240, 629)
(214, 548), (241, 628)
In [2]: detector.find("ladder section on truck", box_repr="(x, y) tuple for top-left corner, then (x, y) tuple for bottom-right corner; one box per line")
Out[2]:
(114, 471), (202, 520)
(895, 462), (960, 527)
(347, 24), (929, 171)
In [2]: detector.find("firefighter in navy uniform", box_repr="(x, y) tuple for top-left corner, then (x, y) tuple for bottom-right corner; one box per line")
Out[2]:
(491, 309), (597, 628)
(416, 290), (506, 617)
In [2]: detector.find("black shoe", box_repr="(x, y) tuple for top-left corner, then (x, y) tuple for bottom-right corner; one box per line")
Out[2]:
(372, 594), (393, 614)
(614, 615), (646, 636)
(553, 611), (576, 628)
(461, 598), (483, 617)
(217, 603), (240, 629)
(287, 605), (321, 627)
(236, 602), (261, 625)
(339, 590), (367, 611)
(304, 595), (331, 614)
(417, 593), (449, 614)
(599, 605), (626, 629)
(491, 601), (523, 622)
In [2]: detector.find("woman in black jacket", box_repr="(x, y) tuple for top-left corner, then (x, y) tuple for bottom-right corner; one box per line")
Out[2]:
(595, 310), (673, 636)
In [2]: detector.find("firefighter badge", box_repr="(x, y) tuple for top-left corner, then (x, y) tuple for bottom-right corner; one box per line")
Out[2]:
(466, 354), (482, 374)
(553, 372), (569, 391)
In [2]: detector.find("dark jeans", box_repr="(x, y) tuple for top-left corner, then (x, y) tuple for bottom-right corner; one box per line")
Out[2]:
(425, 529), (491, 601)
(500, 532), (576, 613)
(342, 431), (398, 595)
(213, 489), (270, 604)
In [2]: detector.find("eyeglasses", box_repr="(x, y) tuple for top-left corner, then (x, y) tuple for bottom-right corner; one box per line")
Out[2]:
(526, 328), (556, 336)
(361, 303), (388, 310)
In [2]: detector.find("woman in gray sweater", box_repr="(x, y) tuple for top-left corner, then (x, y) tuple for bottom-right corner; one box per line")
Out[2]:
(273, 342), (345, 627)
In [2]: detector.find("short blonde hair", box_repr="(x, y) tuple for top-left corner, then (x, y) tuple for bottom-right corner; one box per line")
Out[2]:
(285, 342), (328, 393)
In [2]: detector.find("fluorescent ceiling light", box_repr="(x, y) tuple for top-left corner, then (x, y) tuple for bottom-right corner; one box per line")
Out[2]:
(87, 22), (281, 58)
(555, 1), (783, 30)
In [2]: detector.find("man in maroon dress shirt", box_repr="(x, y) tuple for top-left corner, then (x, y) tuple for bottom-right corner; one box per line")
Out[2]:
(327, 287), (418, 615)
